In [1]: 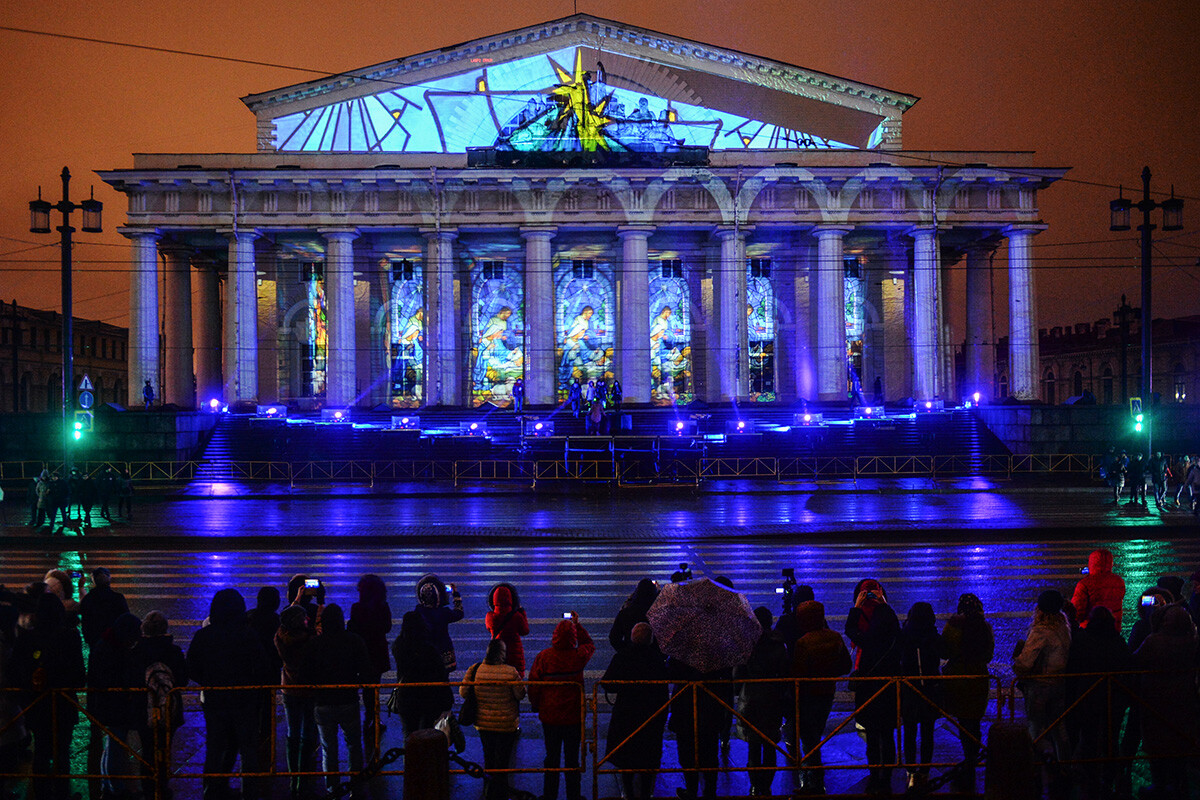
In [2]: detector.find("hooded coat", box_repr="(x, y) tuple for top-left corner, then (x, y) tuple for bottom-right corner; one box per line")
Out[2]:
(484, 586), (530, 677)
(1133, 606), (1199, 757)
(1071, 550), (1127, 628)
(86, 612), (143, 727)
(186, 589), (272, 710)
(791, 601), (852, 702)
(845, 602), (903, 729)
(528, 620), (595, 726)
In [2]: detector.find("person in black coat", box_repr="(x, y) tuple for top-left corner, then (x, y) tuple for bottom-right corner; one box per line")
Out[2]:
(11, 593), (85, 800)
(87, 612), (144, 799)
(391, 611), (454, 737)
(1066, 606), (1131, 798)
(608, 578), (658, 652)
(667, 657), (733, 800)
(80, 567), (130, 648)
(131, 611), (187, 798)
(900, 602), (941, 790)
(845, 578), (902, 795)
(187, 588), (272, 800)
(734, 608), (790, 797)
(308, 603), (371, 794)
(600, 622), (668, 800)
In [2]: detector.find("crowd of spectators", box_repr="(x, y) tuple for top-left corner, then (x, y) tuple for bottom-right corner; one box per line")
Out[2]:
(1, 552), (1199, 800)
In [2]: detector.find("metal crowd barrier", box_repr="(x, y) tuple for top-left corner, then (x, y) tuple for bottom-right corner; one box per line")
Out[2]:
(1, 454), (1108, 489)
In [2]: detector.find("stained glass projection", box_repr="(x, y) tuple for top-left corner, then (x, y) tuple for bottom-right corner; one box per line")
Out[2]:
(471, 258), (525, 407)
(555, 252), (615, 399)
(649, 258), (693, 405)
(303, 263), (327, 398)
(387, 258), (424, 408)
(747, 257), (776, 401)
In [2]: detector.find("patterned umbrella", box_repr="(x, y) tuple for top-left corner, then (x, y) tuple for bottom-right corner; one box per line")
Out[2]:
(646, 578), (761, 672)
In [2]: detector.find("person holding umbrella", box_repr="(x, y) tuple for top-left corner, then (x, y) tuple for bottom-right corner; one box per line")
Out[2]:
(647, 577), (760, 800)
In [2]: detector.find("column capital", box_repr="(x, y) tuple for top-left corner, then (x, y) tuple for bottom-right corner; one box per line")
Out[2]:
(904, 225), (937, 240)
(318, 227), (360, 242)
(1001, 224), (1047, 238)
(421, 228), (458, 242)
(117, 227), (161, 242)
(812, 225), (853, 239)
(713, 226), (747, 242)
(616, 225), (655, 240)
(216, 228), (260, 243)
(519, 226), (556, 241)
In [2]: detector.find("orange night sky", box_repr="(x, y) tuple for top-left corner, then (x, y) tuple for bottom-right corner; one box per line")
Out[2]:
(2, 0), (1198, 335)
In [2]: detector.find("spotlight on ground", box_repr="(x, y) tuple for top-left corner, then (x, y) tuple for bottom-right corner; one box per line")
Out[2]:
(523, 419), (554, 437)
(792, 412), (824, 427)
(459, 421), (490, 437)
(321, 408), (351, 423)
(390, 415), (421, 430)
(256, 404), (287, 418)
(669, 420), (698, 436)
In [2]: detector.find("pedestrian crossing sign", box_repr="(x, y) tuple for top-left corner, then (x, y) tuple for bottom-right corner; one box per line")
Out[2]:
(80, 374), (93, 392)
(1129, 397), (1142, 417)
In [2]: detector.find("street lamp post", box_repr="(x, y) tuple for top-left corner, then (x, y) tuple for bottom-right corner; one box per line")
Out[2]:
(1109, 166), (1183, 459)
(30, 167), (103, 476)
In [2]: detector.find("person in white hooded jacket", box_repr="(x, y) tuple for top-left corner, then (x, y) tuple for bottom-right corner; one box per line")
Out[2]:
(1012, 589), (1072, 764)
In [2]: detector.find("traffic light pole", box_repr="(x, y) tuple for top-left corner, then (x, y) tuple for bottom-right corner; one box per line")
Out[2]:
(1138, 167), (1153, 461)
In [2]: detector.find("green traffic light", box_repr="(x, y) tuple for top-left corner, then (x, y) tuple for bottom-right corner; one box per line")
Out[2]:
(1135, 421), (1143, 432)
(73, 430), (82, 440)
(1135, 413), (1144, 423)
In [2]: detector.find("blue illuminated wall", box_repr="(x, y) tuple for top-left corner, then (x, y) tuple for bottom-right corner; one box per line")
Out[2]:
(271, 46), (854, 154)
(386, 256), (425, 408)
(470, 255), (525, 407)
(554, 247), (615, 398)
(648, 259), (693, 405)
(747, 251), (776, 402)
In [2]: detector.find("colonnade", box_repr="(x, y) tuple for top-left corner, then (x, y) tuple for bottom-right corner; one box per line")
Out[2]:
(122, 224), (1042, 410)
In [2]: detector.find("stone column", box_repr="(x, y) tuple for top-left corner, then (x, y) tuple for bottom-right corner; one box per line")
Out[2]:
(193, 260), (222, 406)
(124, 229), (160, 408)
(224, 230), (259, 406)
(793, 241), (817, 401)
(964, 245), (994, 401)
(321, 229), (358, 408)
(161, 246), (194, 408)
(713, 228), (745, 402)
(908, 227), (940, 400)
(1006, 226), (1040, 400)
(940, 257), (954, 399)
(814, 227), (851, 402)
(424, 230), (458, 406)
(521, 228), (556, 405)
(881, 235), (911, 401)
(618, 226), (653, 404)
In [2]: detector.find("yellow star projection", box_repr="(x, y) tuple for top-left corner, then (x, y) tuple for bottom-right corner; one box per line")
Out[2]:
(550, 50), (614, 152)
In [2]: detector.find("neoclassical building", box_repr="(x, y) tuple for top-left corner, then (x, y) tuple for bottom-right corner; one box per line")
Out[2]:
(100, 14), (1064, 411)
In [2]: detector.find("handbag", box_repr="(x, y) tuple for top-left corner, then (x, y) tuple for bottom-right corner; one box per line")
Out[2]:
(435, 711), (467, 753)
(458, 663), (480, 727)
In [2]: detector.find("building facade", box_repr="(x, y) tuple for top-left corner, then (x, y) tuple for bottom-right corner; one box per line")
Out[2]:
(99, 15), (1065, 410)
(991, 302), (1199, 406)
(0, 301), (129, 413)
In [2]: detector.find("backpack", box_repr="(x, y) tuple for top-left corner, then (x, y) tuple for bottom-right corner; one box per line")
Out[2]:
(146, 661), (184, 730)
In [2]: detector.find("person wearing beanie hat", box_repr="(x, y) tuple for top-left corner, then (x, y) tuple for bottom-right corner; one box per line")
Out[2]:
(131, 610), (187, 796)
(939, 594), (994, 791)
(790, 601), (851, 795)
(733, 607), (789, 796)
(1013, 589), (1072, 776)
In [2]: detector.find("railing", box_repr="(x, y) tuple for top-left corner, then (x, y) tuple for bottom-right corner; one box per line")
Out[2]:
(0, 454), (1108, 489)
(6, 670), (1190, 799)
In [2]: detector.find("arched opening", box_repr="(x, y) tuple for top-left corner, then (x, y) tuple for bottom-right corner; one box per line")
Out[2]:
(998, 373), (1008, 400)
(1073, 370), (1083, 397)
(1102, 365), (1114, 405)
(1043, 370), (1056, 405)
(1174, 363), (1188, 403)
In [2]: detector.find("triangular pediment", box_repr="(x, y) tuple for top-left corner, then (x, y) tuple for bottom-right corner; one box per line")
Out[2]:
(243, 15), (918, 154)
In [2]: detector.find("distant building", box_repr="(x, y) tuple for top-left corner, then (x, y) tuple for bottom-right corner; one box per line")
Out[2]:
(986, 298), (1199, 405)
(0, 301), (129, 412)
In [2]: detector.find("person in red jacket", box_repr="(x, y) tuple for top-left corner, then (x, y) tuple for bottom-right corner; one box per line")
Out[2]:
(485, 584), (530, 677)
(528, 613), (595, 800)
(1071, 549), (1127, 628)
